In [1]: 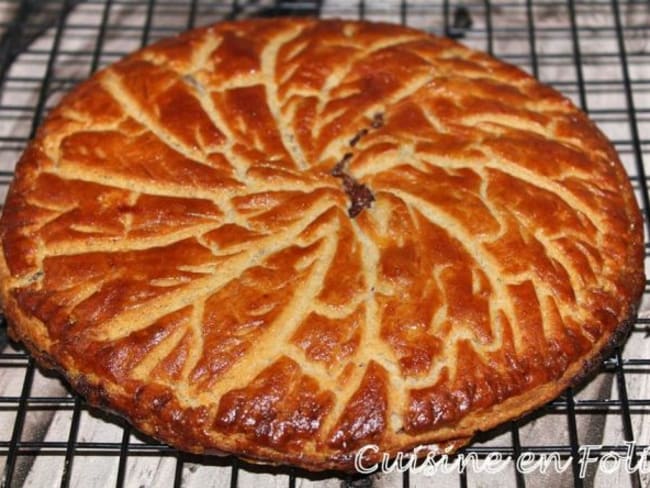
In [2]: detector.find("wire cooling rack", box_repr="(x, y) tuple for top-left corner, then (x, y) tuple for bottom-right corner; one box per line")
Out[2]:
(0, 1), (648, 487)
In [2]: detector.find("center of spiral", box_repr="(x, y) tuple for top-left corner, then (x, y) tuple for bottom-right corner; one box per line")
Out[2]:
(330, 113), (384, 218)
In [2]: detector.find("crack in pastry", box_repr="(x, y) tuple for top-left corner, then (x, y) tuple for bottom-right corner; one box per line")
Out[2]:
(331, 151), (375, 218)
(338, 173), (375, 218)
(330, 113), (385, 218)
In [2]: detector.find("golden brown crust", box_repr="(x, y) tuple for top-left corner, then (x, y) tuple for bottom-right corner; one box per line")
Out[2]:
(0, 18), (644, 472)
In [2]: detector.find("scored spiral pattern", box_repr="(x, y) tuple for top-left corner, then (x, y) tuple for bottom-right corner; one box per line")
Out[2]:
(0, 18), (644, 471)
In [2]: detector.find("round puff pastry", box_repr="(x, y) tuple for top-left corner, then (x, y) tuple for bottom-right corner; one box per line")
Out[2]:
(0, 18), (644, 472)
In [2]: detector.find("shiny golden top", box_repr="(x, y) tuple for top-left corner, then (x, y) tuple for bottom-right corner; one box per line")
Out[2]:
(0, 18), (643, 471)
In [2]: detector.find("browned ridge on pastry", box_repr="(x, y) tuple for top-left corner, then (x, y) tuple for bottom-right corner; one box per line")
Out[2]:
(0, 18), (644, 472)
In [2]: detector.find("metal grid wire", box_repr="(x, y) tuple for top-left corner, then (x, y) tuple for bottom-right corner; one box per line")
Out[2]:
(0, 1), (648, 487)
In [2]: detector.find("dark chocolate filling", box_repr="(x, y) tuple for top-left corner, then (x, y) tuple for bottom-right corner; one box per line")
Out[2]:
(330, 113), (384, 218)
(340, 174), (375, 218)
